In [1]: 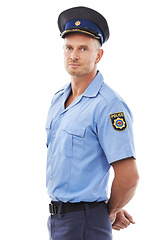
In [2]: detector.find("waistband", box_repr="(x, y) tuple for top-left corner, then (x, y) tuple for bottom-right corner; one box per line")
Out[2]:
(49, 201), (105, 215)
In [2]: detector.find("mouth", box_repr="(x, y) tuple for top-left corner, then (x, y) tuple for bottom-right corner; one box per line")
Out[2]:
(69, 63), (81, 67)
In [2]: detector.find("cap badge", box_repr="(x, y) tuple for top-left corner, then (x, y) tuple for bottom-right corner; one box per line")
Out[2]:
(75, 21), (81, 26)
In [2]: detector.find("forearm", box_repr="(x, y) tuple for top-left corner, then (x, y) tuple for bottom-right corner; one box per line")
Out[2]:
(108, 176), (138, 215)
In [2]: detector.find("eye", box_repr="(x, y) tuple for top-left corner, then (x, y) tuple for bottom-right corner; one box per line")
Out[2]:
(81, 48), (87, 51)
(66, 46), (72, 51)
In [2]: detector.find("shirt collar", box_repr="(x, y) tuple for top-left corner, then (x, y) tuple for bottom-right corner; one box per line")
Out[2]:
(63, 71), (104, 98)
(83, 71), (104, 98)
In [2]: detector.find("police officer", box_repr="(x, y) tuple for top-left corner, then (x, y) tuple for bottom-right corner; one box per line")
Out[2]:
(46, 6), (139, 240)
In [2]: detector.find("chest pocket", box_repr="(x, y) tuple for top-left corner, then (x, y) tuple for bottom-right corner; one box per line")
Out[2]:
(61, 125), (86, 160)
(45, 118), (53, 148)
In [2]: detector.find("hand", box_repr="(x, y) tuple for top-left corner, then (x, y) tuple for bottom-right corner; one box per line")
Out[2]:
(112, 209), (135, 231)
(109, 213), (117, 225)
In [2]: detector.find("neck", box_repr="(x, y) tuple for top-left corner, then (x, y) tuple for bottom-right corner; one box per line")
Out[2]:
(70, 69), (97, 98)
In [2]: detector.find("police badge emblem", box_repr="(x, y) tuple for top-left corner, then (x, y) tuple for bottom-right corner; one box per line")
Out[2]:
(110, 112), (127, 131)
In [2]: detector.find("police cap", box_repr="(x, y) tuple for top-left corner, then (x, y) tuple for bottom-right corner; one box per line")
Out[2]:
(58, 6), (110, 45)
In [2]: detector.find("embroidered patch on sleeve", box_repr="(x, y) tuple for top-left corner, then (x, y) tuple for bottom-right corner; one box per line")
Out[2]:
(110, 112), (128, 131)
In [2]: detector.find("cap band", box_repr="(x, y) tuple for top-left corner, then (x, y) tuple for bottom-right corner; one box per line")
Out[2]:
(64, 19), (104, 44)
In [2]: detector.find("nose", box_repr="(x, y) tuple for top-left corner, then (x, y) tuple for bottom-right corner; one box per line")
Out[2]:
(70, 50), (79, 61)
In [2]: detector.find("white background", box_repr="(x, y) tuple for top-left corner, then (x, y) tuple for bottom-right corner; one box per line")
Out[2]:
(0, 0), (167, 239)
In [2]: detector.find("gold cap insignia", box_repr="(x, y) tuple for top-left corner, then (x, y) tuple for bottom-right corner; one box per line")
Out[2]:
(75, 21), (81, 26)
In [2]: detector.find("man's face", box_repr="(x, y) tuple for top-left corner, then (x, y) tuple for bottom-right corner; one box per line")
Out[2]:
(63, 33), (101, 77)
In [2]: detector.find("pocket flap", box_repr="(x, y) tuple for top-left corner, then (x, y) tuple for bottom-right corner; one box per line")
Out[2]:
(45, 118), (53, 130)
(62, 125), (86, 138)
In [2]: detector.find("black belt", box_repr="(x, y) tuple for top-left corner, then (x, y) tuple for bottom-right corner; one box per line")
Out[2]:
(49, 201), (105, 215)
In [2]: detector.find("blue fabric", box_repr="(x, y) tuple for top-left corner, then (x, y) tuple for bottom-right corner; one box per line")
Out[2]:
(45, 71), (135, 202)
(65, 19), (103, 43)
(47, 202), (112, 240)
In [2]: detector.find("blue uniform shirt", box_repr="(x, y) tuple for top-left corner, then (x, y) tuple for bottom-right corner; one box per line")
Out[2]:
(46, 71), (135, 202)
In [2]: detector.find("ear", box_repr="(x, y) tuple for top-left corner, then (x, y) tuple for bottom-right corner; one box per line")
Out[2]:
(95, 49), (104, 64)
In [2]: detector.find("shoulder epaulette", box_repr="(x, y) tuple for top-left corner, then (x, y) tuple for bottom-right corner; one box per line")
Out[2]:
(54, 83), (69, 96)
(51, 83), (69, 105)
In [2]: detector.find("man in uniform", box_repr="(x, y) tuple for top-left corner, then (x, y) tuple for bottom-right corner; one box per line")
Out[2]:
(46, 6), (139, 240)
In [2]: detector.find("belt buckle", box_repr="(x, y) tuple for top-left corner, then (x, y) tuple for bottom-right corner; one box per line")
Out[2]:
(49, 203), (59, 215)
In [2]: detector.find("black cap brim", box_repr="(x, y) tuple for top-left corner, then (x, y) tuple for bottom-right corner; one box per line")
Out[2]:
(61, 28), (103, 42)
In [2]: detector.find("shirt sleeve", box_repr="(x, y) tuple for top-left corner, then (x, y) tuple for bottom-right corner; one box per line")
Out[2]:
(97, 99), (136, 164)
